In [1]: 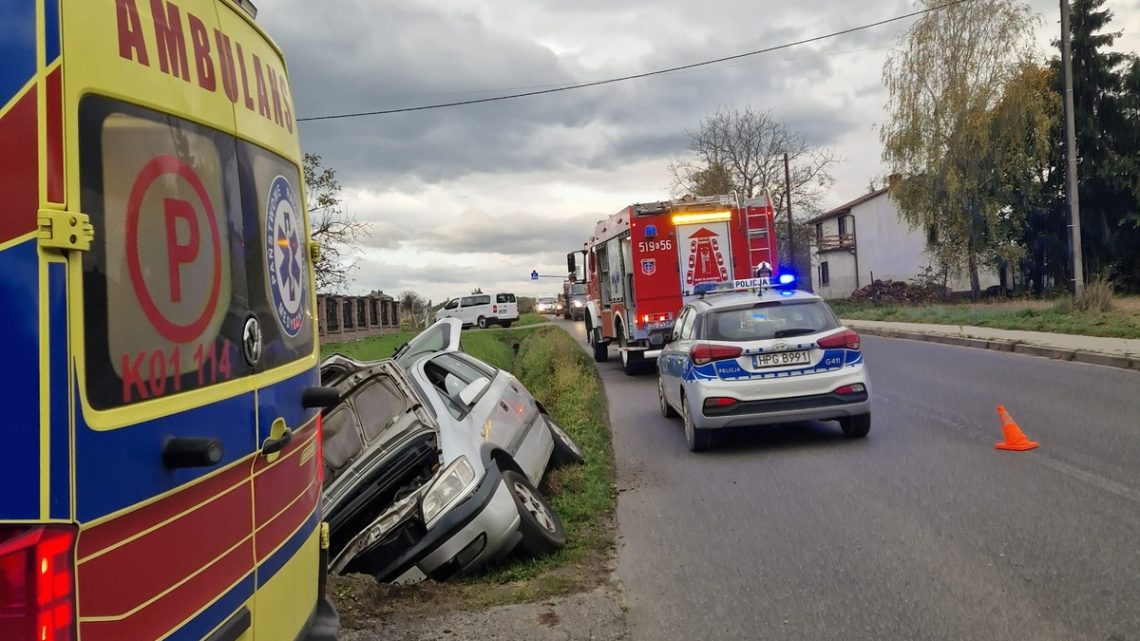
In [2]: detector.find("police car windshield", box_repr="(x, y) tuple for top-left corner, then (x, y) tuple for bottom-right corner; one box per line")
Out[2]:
(705, 301), (839, 342)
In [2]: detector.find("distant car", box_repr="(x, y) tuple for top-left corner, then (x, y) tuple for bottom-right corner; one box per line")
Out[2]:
(657, 284), (871, 451)
(320, 319), (584, 582)
(435, 292), (519, 328)
(563, 282), (587, 320)
(535, 296), (558, 314)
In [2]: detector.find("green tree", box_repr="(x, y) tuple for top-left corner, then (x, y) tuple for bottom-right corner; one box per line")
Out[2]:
(988, 62), (1063, 293)
(303, 153), (369, 293)
(881, 0), (1038, 298)
(1062, 0), (1140, 289)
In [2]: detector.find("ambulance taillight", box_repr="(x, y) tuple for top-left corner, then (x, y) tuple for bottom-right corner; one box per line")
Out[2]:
(0, 525), (77, 641)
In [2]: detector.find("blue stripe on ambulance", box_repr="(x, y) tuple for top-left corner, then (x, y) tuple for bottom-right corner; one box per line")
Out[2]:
(73, 391), (258, 522)
(165, 573), (256, 641)
(0, 3), (35, 107)
(1, 239), (41, 519)
(43, 0), (60, 63)
(49, 261), (70, 519)
(257, 506), (320, 588)
(255, 365), (320, 444)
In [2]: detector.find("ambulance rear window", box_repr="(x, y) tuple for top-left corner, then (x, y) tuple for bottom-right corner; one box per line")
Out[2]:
(79, 97), (314, 410)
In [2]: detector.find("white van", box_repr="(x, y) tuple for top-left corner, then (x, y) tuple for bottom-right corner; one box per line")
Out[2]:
(436, 292), (519, 328)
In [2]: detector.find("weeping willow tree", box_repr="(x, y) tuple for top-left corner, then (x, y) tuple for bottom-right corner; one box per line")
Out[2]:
(881, 0), (1040, 298)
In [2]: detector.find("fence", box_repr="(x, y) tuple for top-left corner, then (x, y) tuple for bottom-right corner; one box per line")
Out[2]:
(317, 292), (400, 342)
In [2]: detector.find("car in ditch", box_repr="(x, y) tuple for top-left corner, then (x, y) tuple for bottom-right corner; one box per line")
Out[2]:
(319, 318), (584, 583)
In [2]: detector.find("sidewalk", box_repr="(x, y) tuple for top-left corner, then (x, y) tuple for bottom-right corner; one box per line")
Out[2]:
(842, 319), (1140, 372)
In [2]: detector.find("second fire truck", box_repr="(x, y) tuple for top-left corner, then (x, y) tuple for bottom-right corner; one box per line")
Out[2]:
(568, 193), (779, 374)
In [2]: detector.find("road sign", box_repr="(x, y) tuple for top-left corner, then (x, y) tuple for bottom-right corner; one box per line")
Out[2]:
(531, 270), (539, 281)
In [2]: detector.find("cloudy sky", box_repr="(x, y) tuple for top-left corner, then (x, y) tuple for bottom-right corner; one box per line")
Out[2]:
(258, 0), (1140, 303)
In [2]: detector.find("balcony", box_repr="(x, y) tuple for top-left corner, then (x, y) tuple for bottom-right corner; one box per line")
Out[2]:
(816, 234), (856, 252)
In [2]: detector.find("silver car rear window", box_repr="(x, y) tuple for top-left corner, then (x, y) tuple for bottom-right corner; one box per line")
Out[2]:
(704, 301), (838, 342)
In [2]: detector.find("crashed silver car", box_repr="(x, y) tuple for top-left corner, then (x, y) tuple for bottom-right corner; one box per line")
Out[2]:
(320, 318), (583, 582)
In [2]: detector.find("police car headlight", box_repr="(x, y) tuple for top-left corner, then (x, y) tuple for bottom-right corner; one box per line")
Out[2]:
(422, 456), (478, 526)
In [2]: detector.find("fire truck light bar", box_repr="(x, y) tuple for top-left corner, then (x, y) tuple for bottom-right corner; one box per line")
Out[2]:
(671, 211), (732, 225)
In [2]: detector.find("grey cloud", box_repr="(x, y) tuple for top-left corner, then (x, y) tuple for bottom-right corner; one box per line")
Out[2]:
(414, 210), (601, 256)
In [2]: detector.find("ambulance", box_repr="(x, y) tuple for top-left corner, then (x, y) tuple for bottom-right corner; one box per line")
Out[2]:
(1, 1), (339, 640)
(572, 194), (778, 375)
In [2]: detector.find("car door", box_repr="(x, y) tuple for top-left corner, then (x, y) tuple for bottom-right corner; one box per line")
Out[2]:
(394, 318), (463, 370)
(663, 307), (696, 408)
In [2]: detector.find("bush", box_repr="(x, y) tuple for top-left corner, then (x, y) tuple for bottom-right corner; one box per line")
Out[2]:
(848, 279), (940, 305)
(1076, 274), (1114, 313)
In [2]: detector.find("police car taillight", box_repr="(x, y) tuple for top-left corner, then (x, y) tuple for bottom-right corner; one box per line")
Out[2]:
(0, 525), (77, 641)
(690, 344), (743, 365)
(817, 329), (861, 351)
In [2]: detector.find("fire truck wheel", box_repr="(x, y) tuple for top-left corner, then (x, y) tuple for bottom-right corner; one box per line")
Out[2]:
(590, 327), (609, 363)
(617, 324), (642, 376)
(477, 316), (488, 329)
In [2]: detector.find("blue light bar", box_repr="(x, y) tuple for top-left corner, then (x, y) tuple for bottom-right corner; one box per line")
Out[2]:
(778, 273), (796, 285)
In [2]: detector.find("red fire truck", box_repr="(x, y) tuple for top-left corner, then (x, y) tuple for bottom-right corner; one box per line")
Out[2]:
(569, 193), (778, 374)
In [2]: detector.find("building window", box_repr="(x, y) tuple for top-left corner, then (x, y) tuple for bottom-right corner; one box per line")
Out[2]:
(819, 261), (830, 286)
(838, 215), (848, 236)
(815, 223), (823, 245)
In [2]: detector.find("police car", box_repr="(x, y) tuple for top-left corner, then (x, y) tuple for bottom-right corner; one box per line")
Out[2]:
(656, 276), (871, 451)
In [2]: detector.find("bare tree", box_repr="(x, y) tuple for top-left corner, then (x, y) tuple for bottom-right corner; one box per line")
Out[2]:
(669, 106), (838, 219)
(304, 153), (369, 293)
(398, 290), (428, 329)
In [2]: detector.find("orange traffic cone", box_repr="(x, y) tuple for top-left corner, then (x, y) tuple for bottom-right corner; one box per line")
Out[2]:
(995, 405), (1039, 451)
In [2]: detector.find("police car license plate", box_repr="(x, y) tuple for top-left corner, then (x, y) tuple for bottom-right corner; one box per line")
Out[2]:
(753, 351), (811, 368)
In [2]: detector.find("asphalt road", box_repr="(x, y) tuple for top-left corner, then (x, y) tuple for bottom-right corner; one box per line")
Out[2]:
(554, 317), (1140, 641)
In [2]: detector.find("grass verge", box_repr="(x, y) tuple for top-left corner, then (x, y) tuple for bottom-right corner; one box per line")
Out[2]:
(323, 326), (615, 624)
(831, 297), (1140, 340)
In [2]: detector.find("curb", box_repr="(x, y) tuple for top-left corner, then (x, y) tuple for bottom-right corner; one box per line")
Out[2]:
(851, 326), (1140, 373)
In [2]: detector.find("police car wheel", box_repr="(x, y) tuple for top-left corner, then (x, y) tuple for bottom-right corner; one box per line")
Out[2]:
(682, 395), (712, 452)
(658, 378), (678, 418)
(840, 413), (871, 438)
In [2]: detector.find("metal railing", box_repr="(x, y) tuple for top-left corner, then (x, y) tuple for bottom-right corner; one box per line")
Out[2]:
(816, 234), (856, 251)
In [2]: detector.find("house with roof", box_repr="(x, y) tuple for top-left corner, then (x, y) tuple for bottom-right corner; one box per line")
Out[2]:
(808, 185), (999, 299)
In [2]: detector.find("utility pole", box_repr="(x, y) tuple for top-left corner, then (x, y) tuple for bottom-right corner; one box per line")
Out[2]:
(783, 152), (794, 272)
(1060, 0), (1085, 299)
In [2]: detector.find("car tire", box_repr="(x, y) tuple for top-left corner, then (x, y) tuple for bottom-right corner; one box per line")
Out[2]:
(546, 418), (585, 466)
(503, 470), (566, 556)
(477, 316), (488, 329)
(502, 321), (513, 328)
(840, 413), (871, 438)
(682, 395), (712, 452)
(658, 377), (678, 418)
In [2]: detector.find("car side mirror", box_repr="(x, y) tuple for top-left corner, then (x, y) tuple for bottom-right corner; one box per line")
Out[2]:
(566, 252), (577, 276)
(458, 378), (490, 405)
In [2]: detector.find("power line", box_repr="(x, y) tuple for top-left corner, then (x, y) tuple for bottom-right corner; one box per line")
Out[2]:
(297, 0), (974, 123)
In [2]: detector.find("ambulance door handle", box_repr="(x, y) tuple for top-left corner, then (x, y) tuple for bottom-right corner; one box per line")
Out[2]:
(261, 430), (293, 456)
(162, 437), (224, 469)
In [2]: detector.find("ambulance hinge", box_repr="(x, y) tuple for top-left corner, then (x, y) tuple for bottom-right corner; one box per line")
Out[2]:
(319, 521), (330, 550)
(38, 209), (94, 252)
(309, 239), (322, 263)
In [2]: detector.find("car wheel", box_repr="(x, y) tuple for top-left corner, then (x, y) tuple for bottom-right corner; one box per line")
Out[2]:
(840, 413), (871, 438)
(502, 321), (513, 328)
(503, 470), (566, 556)
(682, 394), (712, 452)
(658, 377), (678, 418)
(477, 316), (488, 329)
(546, 417), (585, 466)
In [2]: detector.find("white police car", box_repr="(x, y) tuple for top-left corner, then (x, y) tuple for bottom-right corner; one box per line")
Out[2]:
(656, 278), (870, 451)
